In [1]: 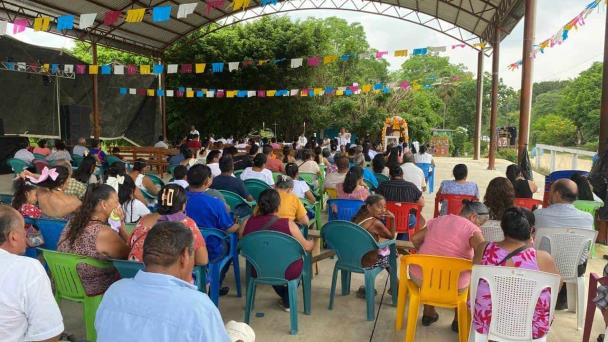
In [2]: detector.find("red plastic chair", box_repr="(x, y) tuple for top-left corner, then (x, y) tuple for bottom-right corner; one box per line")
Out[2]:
(386, 201), (422, 241)
(583, 272), (608, 342)
(513, 198), (543, 211)
(433, 194), (477, 218)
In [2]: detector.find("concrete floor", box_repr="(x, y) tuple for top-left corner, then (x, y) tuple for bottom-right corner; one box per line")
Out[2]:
(3, 157), (607, 341)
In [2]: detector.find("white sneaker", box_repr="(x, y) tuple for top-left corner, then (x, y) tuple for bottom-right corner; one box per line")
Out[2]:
(278, 299), (290, 312)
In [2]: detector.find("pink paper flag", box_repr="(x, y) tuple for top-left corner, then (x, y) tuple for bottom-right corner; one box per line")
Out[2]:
(400, 81), (410, 90)
(375, 51), (388, 59)
(216, 89), (225, 98)
(104, 11), (122, 26)
(307, 56), (321, 67)
(206, 0), (225, 15)
(75, 64), (87, 74)
(127, 64), (137, 75)
(180, 64), (193, 73)
(13, 18), (28, 34)
(137, 88), (146, 96)
(257, 90), (266, 97)
(451, 44), (466, 49)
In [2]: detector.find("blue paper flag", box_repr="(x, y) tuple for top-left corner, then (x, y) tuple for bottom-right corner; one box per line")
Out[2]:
(51, 64), (59, 74)
(212, 63), (224, 73)
(382, 86), (391, 94)
(101, 65), (112, 75)
(308, 89), (315, 97)
(324, 87), (334, 94)
(345, 89), (353, 96)
(237, 90), (247, 98)
(178, 86), (185, 92)
(57, 15), (74, 30)
(261, 0), (278, 6)
(373, 83), (383, 90)
(119, 88), (128, 95)
(157, 89), (165, 97)
(412, 48), (428, 56)
(339, 54), (350, 62)
(196, 90), (204, 97)
(5, 62), (15, 70)
(562, 29), (569, 41)
(152, 6), (172, 22)
(153, 64), (164, 74)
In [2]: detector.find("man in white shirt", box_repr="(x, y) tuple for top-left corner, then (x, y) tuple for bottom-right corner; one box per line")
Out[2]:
(240, 154), (274, 186)
(0, 206), (64, 342)
(189, 125), (200, 137)
(205, 150), (222, 178)
(534, 178), (594, 309)
(14, 145), (35, 164)
(338, 127), (351, 146)
(153, 136), (169, 149)
(72, 137), (89, 157)
(297, 134), (308, 149)
(401, 153), (427, 192)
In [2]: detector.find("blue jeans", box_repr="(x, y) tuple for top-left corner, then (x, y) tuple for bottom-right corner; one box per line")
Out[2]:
(396, 213), (417, 241)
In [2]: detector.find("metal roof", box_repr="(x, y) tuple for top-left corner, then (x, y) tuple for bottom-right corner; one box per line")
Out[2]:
(0, 0), (524, 56)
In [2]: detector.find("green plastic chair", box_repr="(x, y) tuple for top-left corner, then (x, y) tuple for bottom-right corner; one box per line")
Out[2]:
(33, 153), (47, 160)
(167, 165), (177, 177)
(364, 179), (376, 192)
(272, 172), (283, 183)
(71, 154), (83, 167)
(106, 155), (122, 167)
(7, 158), (29, 175)
(234, 169), (244, 178)
(112, 259), (207, 293)
(40, 248), (112, 342)
(322, 220), (398, 321)
(239, 231), (311, 335)
(375, 173), (390, 184)
(574, 200), (603, 256)
(218, 190), (256, 220)
(145, 173), (165, 190)
(244, 179), (272, 202)
(299, 172), (318, 188)
(300, 198), (322, 231)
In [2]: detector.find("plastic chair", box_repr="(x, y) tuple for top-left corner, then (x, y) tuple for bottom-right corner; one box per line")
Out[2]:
(26, 218), (67, 251)
(534, 227), (598, 329)
(218, 190), (256, 220)
(364, 179), (376, 191)
(300, 198), (322, 230)
(416, 163), (434, 193)
(239, 231), (311, 335)
(234, 169), (244, 178)
(574, 200), (603, 218)
(325, 188), (337, 199)
(480, 220), (504, 242)
(40, 248), (112, 342)
(433, 194), (477, 218)
(200, 228), (242, 306)
(7, 158), (29, 175)
(167, 165), (177, 177)
(71, 154), (83, 167)
(386, 201), (421, 240)
(395, 255), (472, 342)
(272, 172), (283, 183)
(327, 199), (364, 222)
(469, 265), (560, 342)
(244, 179), (272, 202)
(33, 153), (47, 160)
(0, 193), (13, 205)
(375, 173), (390, 184)
(514, 198), (543, 211)
(112, 259), (207, 293)
(322, 220), (398, 321)
(543, 170), (588, 206)
(583, 272), (608, 342)
(145, 173), (165, 189)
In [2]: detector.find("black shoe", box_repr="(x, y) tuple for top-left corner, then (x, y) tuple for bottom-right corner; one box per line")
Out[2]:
(219, 286), (229, 296)
(451, 320), (458, 333)
(421, 314), (439, 326)
(356, 286), (377, 299)
(598, 333), (604, 342)
(555, 298), (568, 310)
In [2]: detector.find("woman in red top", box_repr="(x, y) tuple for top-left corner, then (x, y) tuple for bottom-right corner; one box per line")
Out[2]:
(242, 188), (313, 311)
(12, 179), (43, 246)
(129, 184), (208, 267)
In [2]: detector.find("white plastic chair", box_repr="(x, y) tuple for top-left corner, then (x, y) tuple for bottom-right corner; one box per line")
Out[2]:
(480, 220), (504, 242)
(469, 265), (560, 342)
(534, 227), (597, 330)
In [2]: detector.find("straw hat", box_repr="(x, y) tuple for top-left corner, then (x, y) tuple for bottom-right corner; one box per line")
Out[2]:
(225, 320), (255, 342)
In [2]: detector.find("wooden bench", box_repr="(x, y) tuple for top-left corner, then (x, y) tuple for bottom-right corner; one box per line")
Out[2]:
(116, 146), (177, 176)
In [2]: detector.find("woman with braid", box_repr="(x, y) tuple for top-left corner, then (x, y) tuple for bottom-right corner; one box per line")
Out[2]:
(128, 184), (208, 268)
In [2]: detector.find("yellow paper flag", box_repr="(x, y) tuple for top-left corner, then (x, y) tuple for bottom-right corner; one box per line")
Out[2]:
(41, 64), (50, 72)
(33, 17), (51, 31)
(195, 63), (206, 73)
(147, 89), (155, 96)
(394, 49), (408, 57)
(336, 89), (344, 96)
(89, 65), (98, 74)
(140, 65), (151, 75)
(226, 90), (235, 98)
(323, 55), (337, 64)
(125, 8), (146, 23)
(313, 88), (322, 95)
(258, 60), (269, 65)
(232, 0), (252, 10)
(362, 84), (372, 93)
(186, 90), (194, 98)
(267, 90), (277, 97)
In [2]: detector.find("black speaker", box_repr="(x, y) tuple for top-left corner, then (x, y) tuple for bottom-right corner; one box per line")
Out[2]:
(0, 136), (29, 174)
(61, 105), (91, 145)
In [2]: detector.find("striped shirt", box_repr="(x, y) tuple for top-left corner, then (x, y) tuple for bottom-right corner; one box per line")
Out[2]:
(377, 179), (422, 203)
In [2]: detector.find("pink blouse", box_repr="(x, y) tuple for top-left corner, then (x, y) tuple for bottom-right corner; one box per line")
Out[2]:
(336, 183), (369, 201)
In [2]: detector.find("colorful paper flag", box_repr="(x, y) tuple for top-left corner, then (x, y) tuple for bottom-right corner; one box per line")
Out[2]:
(157, 89), (165, 97)
(211, 63), (224, 73)
(114, 65), (124, 75)
(290, 58), (303, 68)
(195, 63), (206, 73)
(340, 54), (350, 62)
(206, 0), (225, 14)
(0, 21), (7, 35)
(323, 55), (338, 64)
(101, 65), (112, 74)
(89, 65), (99, 74)
(140, 65), (151, 74)
(104, 11), (122, 26)
(64, 64), (74, 73)
(57, 15), (74, 30)
(412, 48), (427, 56)
(167, 64), (178, 74)
(177, 3), (198, 18)
(33, 17), (51, 32)
(228, 62), (239, 72)
(261, 0), (278, 5)
(51, 64), (59, 74)
(152, 6), (172, 22)
(127, 64), (137, 75)
(186, 90), (194, 98)
(125, 8), (146, 23)
(13, 19), (28, 34)
(153, 64), (164, 74)
(76, 64), (86, 74)
(307, 56), (321, 67)
(394, 50), (408, 57)
(180, 64), (192, 73)
(232, 0), (251, 11)
(375, 51), (388, 59)
(147, 89), (155, 96)
(166, 90), (174, 97)
(120, 88), (128, 95)
(79, 13), (97, 29)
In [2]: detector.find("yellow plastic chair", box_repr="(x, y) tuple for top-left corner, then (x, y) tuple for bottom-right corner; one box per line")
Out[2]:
(395, 254), (472, 342)
(325, 188), (337, 199)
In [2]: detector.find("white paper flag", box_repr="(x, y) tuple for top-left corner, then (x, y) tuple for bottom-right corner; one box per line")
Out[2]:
(0, 21), (7, 35)
(17, 62), (26, 71)
(113, 65), (124, 75)
(228, 62), (239, 72)
(177, 3), (198, 18)
(64, 64), (74, 73)
(79, 13), (97, 30)
(167, 64), (178, 74)
(290, 58), (303, 68)
(428, 46), (447, 52)
(290, 89), (299, 96)
(166, 90), (174, 97)
(206, 90), (215, 98)
(247, 91), (256, 98)
(129, 88), (137, 95)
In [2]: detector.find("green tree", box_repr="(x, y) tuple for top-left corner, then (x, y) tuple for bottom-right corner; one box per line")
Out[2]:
(70, 42), (152, 64)
(532, 90), (564, 118)
(531, 114), (577, 146)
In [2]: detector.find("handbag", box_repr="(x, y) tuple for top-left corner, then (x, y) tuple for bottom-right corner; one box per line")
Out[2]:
(26, 225), (44, 247)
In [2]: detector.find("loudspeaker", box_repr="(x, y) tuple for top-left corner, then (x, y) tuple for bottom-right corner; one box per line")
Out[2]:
(61, 105), (91, 145)
(0, 136), (29, 174)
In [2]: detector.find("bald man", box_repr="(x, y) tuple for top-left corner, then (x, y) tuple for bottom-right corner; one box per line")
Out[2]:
(0, 206), (64, 342)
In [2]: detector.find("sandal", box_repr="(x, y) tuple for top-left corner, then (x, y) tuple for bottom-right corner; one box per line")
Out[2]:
(421, 313), (439, 326)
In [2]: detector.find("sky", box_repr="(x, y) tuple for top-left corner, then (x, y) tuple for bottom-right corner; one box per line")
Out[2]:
(6, 0), (606, 89)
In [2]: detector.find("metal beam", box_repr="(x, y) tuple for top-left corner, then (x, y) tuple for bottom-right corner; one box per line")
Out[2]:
(517, 0), (535, 160)
(488, 26), (500, 170)
(473, 49), (484, 160)
(482, 0), (520, 43)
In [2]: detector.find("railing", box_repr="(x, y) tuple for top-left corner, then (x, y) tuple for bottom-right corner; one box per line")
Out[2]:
(533, 144), (595, 173)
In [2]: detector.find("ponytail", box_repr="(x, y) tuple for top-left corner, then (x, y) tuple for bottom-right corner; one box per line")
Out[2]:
(12, 179), (36, 210)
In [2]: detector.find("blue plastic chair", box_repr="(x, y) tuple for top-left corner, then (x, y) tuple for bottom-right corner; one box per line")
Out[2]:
(322, 220), (398, 321)
(416, 163), (434, 193)
(112, 259), (207, 293)
(239, 231), (311, 335)
(543, 170), (588, 205)
(200, 228), (242, 306)
(0, 194), (13, 205)
(244, 179), (272, 202)
(7, 158), (29, 175)
(25, 218), (67, 251)
(327, 199), (364, 222)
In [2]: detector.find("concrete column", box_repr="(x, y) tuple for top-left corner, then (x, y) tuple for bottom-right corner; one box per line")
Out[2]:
(91, 42), (101, 139)
(518, 0), (537, 160)
(488, 28), (500, 170)
(473, 50), (484, 160)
